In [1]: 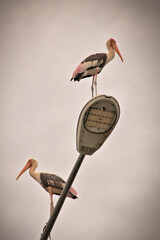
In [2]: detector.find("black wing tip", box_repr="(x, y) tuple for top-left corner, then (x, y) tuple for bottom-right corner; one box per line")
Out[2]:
(73, 195), (78, 199)
(70, 78), (80, 82)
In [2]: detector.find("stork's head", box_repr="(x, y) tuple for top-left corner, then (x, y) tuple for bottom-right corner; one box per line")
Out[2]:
(106, 38), (123, 62)
(16, 159), (38, 180)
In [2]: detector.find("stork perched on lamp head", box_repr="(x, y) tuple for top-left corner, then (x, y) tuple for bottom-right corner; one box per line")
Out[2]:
(16, 159), (78, 217)
(70, 38), (123, 97)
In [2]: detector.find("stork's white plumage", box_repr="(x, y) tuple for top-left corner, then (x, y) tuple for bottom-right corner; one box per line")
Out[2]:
(70, 38), (123, 97)
(16, 159), (77, 217)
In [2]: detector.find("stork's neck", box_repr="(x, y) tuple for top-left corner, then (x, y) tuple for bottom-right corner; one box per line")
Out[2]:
(106, 48), (115, 63)
(29, 163), (40, 183)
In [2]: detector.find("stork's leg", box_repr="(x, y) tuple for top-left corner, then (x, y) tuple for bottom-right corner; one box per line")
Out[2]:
(95, 74), (98, 96)
(48, 187), (54, 217)
(42, 223), (51, 240)
(91, 76), (94, 97)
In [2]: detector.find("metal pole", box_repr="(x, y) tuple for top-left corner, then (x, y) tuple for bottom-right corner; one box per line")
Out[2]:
(40, 153), (85, 240)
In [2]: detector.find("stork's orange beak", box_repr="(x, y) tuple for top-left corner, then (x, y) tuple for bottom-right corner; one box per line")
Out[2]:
(112, 42), (123, 62)
(16, 160), (32, 180)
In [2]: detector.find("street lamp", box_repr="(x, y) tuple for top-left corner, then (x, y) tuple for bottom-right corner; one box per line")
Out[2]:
(40, 95), (120, 240)
(77, 95), (120, 155)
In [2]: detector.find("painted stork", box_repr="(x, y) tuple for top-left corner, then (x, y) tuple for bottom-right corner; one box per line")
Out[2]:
(16, 159), (78, 217)
(70, 38), (123, 97)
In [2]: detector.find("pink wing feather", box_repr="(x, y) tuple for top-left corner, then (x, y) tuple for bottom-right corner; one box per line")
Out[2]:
(69, 186), (78, 197)
(61, 183), (78, 198)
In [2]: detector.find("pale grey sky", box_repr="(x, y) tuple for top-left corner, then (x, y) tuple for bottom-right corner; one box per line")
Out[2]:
(1, 0), (160, 239)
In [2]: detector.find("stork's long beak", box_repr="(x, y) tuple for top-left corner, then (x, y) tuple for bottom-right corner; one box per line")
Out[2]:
(16, 161), (32, 180)
(112, 43), (123, 62)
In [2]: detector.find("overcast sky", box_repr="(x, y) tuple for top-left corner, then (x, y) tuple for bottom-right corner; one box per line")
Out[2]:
(1, 0), (160, 239)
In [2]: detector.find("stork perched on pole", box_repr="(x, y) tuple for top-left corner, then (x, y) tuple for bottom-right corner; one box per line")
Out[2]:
(70, 38), (123, 97)
(16, 159), (78, 217)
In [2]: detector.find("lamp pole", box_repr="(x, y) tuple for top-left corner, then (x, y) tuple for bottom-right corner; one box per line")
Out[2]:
(40, 95), (120, 239)
(40, 153), (85, 240)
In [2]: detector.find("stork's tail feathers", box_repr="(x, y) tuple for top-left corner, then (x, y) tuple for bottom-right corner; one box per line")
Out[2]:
(70, 78), (80, 82)
(72, 195), (78, 199)
(69, 186), (78, 199)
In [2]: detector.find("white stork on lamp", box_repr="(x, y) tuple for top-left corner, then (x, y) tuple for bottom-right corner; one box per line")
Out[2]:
(70, 38), (123, 97)
(16, 159), (78, 217)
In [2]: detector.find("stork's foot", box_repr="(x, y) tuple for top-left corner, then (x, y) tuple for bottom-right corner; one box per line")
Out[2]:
(91, 76), (95, 98)
(95, 83), (97, 96)
(95, 73), (98, 96)
(91, 86), (94, 98)
(41, 222), (51, 240)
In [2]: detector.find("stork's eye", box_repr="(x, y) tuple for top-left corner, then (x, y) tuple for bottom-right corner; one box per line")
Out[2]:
(110, 38), (115, 47)
(110, 40), (114, 46)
